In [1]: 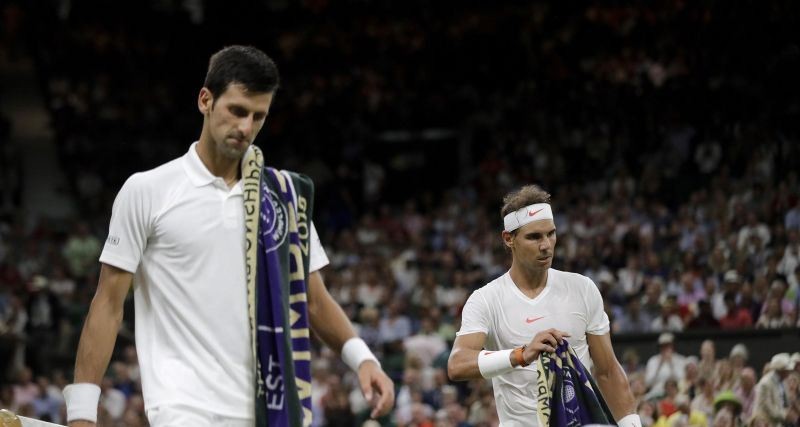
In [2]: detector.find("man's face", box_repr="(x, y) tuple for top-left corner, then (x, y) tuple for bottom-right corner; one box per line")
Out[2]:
(199, 83), (273, 160)
(504, 219), (556, 271)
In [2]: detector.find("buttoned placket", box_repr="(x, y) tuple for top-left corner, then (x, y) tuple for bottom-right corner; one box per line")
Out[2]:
(213, 178), (243, 228)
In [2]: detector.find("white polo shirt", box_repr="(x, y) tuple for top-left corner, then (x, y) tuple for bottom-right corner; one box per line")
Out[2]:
(457, 269), (610, 427)
(99, 142), (329, 418)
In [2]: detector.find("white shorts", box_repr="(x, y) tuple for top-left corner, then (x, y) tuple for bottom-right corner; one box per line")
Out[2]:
(147, 405), (254, 427)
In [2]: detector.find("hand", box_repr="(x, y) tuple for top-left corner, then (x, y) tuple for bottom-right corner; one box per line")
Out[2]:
(357, 360), (395, 419)
(522, 328), (570, 364)
(69, 422), (95, 427)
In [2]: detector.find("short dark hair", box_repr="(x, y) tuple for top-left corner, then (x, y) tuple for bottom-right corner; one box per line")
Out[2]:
(500, 185), (552, 218)
(203, 45), (280, 98)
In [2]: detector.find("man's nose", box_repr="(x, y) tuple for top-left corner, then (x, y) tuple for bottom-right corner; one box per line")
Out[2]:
(238, 116), (254, 136)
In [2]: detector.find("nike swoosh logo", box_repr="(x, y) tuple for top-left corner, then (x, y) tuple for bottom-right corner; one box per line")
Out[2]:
(525, 316), (545, 324)
(528, 208), (544, 217)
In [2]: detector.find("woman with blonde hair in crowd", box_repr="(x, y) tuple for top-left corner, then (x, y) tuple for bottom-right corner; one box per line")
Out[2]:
(715, 360), (737, 393)
(698, 340), (718, 380)
(692, 375), (716, 419)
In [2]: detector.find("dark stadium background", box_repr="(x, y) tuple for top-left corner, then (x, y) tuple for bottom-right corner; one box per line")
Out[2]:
(0, 0), (799, 426)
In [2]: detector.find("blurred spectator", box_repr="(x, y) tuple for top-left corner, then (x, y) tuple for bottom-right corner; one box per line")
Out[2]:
(687, 300), (720, 329)
(755, 297), (793, 328)
(11, 366), (37, 409)
(698, 340), (719, 380)
(712, 391), (743, 427)
(29, 376), (61, 423)
(718, 292), (754, 329)
(61, 222), (101, 278)
(655, 393), (707, 427)
(657, 378), (680, 418)
(0, 293), (27, 380)
(25, 275), (61, 375)
(735, 367), (757, 422)
(379, 300), (412, 345)
(100, 376), (127, 422)
(712, 271), (742, 320)
(615, 296), (653, 333)
(403, 316), (446, 369)
(753, 353), (797, 426)
(678, 357), (700, 401)
(645, 333), (687, 395)
(691, 375), (716, 420)
(651, 297), (684, 332)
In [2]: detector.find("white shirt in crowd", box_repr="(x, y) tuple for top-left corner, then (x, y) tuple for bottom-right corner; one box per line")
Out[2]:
(100, 142), (329, 419)
(457, 269), (610, 427)
(644, 352), (687, 395)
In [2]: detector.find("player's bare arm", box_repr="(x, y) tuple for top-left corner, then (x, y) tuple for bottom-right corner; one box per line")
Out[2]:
(69, 263), (133, 427)
(448, 328), (570, 381)
(587, 333), (637, 421)
(307, 271), (394, 418)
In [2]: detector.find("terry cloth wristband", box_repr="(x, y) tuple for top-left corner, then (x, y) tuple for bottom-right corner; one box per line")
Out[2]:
(64, 383), (101, 423)
(342, 337), (380, 371)
(478, 349), (514, 378)
(618, 414), (643, 427)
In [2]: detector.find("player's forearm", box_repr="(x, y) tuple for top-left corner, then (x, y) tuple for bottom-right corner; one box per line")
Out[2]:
(447, 347), (484, 381)
(595, 365), (637, 421)
(73, 297), (124, 384)
(307, 274), (357, 352)
(309, 297), (357, 352)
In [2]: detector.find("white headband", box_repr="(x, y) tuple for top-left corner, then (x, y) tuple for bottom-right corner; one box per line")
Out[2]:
(503, 203), (553, 232)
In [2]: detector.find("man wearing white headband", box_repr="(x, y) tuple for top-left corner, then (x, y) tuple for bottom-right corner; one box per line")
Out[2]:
(448, 185), (640, 427)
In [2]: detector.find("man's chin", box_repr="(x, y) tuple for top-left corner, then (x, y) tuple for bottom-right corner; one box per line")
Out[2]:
(218, 143), (248, 160)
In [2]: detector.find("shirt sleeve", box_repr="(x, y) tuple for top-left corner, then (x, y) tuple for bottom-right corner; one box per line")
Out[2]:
(98, 173), (152, 273)
(308, 221), (329, 273)
(456, 289), (490, 336)
(584, 276), (611, 335)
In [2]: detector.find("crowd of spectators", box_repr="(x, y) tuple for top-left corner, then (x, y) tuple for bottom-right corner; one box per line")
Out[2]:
(1, 0), (800, 425)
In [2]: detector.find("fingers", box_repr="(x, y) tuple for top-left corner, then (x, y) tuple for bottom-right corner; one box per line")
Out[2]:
(529, 328), (571, 354)
(359, 369), (374, 402)
(370, 375), (396, 418)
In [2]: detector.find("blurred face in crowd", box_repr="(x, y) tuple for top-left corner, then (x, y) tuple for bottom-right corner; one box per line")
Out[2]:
(740, 368), (756, 390)
(198, 83), (273, 160)
(701, 340), (715, 361)
(503, 219), (556, 272)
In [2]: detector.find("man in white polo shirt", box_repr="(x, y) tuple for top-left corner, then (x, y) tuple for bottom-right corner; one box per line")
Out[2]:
(447, 184), (640, 427)
(63, 45), (394, 427)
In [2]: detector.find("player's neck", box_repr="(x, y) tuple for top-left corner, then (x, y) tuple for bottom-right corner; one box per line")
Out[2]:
(196, 137), (240, 184)
(509, 263), (548, 294)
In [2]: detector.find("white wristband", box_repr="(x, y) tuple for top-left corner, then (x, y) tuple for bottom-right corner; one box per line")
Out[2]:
(478, 349), (514, 378)
(64, 383), (101, 423)
(341, 337), (379, 371)
(617, 414), (642, 427)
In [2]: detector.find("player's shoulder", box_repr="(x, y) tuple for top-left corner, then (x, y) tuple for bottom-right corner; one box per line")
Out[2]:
(549, 268), (594, 288)
(549, 268), (588, 282)
(120, 157), (184, 194)
(469, 273), (506, 299)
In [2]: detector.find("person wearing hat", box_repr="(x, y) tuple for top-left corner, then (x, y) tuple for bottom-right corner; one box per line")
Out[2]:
(714, 390), (743, 423)
(728, 344), (749, 390)
(645, 332), (688, 396)
(753, 353), (797, 427)
(712, 270), (742, 320)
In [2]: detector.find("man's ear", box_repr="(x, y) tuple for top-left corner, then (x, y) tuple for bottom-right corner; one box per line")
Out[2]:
(502, 231), (514, 249)
(198, 88), (213, 115)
